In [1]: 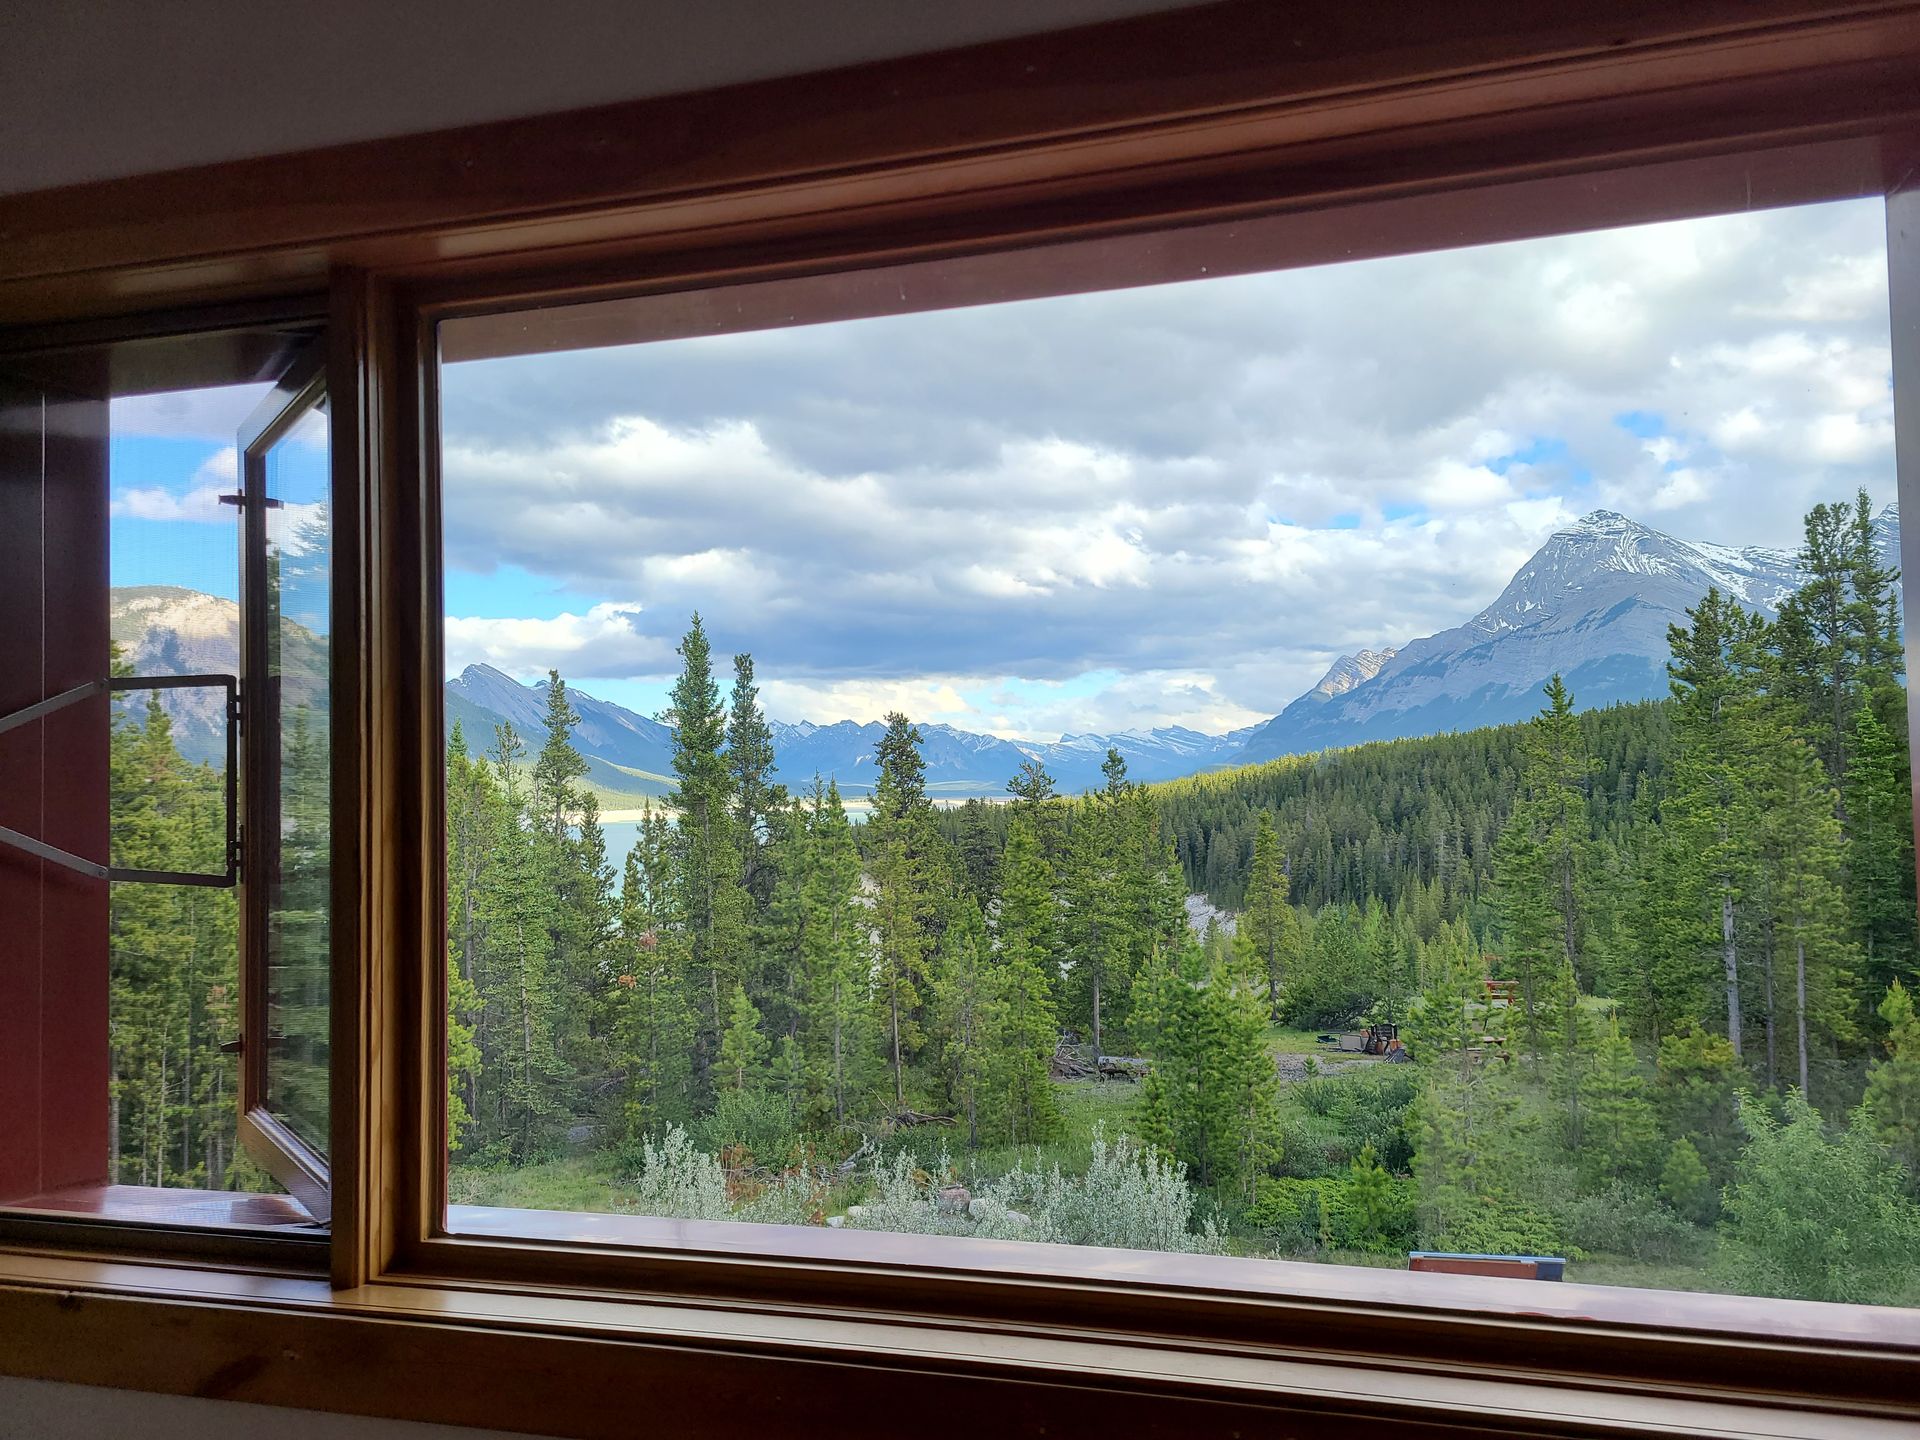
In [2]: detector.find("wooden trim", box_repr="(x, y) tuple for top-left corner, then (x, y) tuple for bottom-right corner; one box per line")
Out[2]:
(1893, 173), (1920, 917)
(4, 2), (1920, 323)
(402, 1208), (1919, 1414)
(0, 1251), (1913, 1439)
(428, 133), (1891, 365)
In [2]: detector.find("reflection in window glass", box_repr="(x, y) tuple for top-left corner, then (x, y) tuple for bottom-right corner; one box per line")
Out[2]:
(262, 402), (332, 1157)
(107, 382), (269, 1192)
(438, 198), (1918, 1308)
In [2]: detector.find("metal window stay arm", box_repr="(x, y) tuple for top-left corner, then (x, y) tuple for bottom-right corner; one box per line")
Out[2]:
(0, 674), (240, 888)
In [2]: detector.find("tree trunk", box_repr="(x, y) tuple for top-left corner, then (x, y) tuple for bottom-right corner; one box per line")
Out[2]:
(1721, 889), (1742, 1056)
(1091, 968), (1103, 1069)
(1762, 921), (1777, 1091)
(1796, 930), (1811, 1098)
(890, 978), (904, 1109)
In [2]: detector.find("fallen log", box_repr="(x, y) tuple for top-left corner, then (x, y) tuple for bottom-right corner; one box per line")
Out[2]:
(1050, 1041), (1094, 1079)
(892, 1109), (956, 1128)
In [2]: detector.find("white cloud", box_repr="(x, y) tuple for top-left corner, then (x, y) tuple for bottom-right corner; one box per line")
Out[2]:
(432, 197), (1894, 735)
(444, 602), (672, 680)
(110, 449), (237, 522)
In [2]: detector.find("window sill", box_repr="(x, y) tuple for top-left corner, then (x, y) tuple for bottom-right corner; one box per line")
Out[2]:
(0, 1246), (1914, 1440)
(5, 1183), (315, 1230)
(442, 1202), (1918, 1351)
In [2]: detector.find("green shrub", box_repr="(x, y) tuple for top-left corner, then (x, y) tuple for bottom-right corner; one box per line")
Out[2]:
(1421, 1184), (1562, 1257)
(845, 1130), (1221, 1254)
(1246, 1177), (1330, 1250)
(1716, 1092), (1920, 1303)
(621, 1125), (732, 1220)
(697, 1087), (801, 1168)
(1275, 1110), (1351, 1178)
(1340, 1144), (1416, 1253)
(1658, 1137), (1718, 1225)
(994, 1132), (1221, 1253)
(1557, 1181), (1708, 1265)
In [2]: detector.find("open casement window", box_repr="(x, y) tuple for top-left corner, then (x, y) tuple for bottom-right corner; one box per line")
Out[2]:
(0, 325), (331, 1238)
(233, 346), (333, 1222)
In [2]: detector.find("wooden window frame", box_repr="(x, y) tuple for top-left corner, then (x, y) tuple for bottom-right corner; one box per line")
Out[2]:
(5, 3), (1920, 1434)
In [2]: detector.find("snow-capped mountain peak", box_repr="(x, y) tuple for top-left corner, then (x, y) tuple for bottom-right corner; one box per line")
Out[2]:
(1237, 505), (1897, 765)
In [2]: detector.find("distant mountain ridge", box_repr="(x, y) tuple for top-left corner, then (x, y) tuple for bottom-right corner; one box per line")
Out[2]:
(110, 585), (324, 765)
(111, 503), (1902, 792)
(1305, 648), (1398, 702)
(1236, 506), (1898, 763)
(446, 663), (1261, 800)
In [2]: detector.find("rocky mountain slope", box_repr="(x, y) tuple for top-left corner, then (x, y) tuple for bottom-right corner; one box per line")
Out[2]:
(1235, 507), (1897, 763)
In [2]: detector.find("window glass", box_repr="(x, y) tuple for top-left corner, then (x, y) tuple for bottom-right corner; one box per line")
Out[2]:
(260, 400), (333, 1158)
(107, 381), (272, 1195)
(438, 197), (1917, 1308)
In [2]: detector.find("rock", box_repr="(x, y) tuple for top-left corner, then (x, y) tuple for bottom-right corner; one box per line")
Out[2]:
(565, 1123), (596, 1146)
(967, 1196), (993, 1219)
(1004, 1209), (1032, 1227)
(845, 1204), (868, 1219)
(826, 1215), (845, 1228)
(937, 1185), (971, 1214)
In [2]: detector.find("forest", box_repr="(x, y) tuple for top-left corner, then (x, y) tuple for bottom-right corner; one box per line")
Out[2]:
(103, 491), (1920, 1305)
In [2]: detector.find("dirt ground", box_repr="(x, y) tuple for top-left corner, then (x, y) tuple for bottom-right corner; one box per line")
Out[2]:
(1273, 1051), (1387, 1082)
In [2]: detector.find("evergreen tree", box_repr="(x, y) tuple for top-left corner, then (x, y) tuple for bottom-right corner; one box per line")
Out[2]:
(931, 896), (994, 1149)
(1407, 940), (1542, 1249)
(719, 983), (771, 1092)
(1577, 1019), (1659, 1186)
(869, 713), (944, 1110)
(1775, 490), (1902, 790)
(1137, 933), (1277, 1198)
(783, 780), (877, 1129)
(611, 808), (698, 1137)
(1846, 703), (1917, 995)
(1865, 981), (1920, 1186)
(952, 798), (1000, 906)
(667, 615), (748, 1061)
(990, 811), (1063, 1144)
(1666, 590), (1763, 1060)
(530, 670), (587, 843)
(726, 652), (785, 907)
(1659, 1136), (1716, 1224)
(1491, 675), (1589, 1058)
(1238, 812), (1299, 1018)
(1755, 733), (1855, 1100)
(1654, 1023), (1742, 1187)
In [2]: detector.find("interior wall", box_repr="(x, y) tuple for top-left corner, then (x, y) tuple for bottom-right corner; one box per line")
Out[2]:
(0, 1378), (561, 1440)
(0, 0), (1211, 194)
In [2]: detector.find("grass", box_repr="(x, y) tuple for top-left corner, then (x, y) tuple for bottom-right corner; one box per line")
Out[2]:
(1265, 1023), (1341, 1056)
(449, 1078), (1150, 1213)
(449, 1150), (638, 1213)
(879, 1076), (1146, 1189)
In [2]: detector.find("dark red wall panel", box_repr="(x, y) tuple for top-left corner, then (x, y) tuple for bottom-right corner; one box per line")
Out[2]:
(0, 380), (48, 1203)
(38, 391), (110, 1192)
(0, 378), (110, 1202)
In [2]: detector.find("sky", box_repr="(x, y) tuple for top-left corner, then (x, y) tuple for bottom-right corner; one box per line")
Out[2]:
(110, 197), (1897, 741)
(108, 383), (329, 608)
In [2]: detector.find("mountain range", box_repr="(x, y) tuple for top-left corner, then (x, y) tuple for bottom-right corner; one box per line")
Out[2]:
(1237, 507), (1895, 762)
(446, 659), (1264, 799)
(113, 504), (1900, 795)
